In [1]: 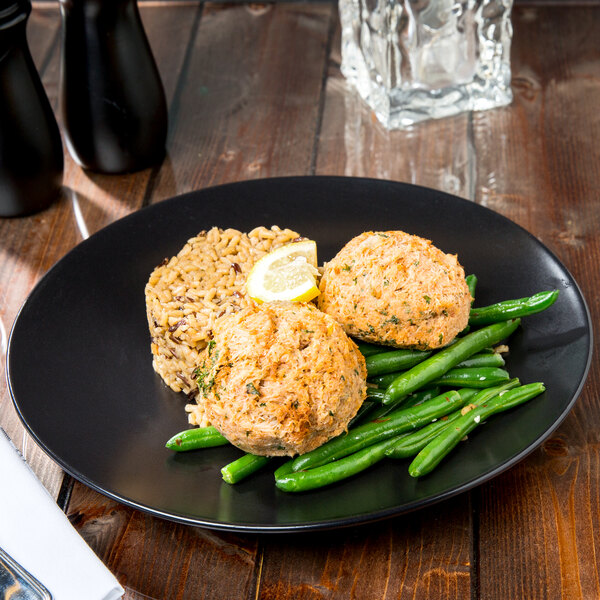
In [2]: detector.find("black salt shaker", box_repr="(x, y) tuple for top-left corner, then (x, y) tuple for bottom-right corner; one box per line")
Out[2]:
(0, 0), (63, 217)
(59, 0), (168, 174)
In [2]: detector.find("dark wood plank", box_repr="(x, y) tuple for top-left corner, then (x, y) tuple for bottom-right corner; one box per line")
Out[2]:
(474, 5), (600, 599)
(67, 484), (260, 600)
(257, 498), (472, 600)
(150, 2), (334, 197)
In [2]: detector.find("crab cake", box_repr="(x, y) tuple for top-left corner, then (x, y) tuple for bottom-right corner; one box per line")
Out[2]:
(195, 301), (367, 457)
(317, 231), (472, 350)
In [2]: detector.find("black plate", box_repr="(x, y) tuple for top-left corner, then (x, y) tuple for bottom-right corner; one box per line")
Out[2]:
(7, 176), (592, 532)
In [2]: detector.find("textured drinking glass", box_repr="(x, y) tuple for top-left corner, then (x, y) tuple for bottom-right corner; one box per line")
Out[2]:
(340, 0), (513, 128)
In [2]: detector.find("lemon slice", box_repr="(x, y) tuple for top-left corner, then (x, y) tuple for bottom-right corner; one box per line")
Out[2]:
(246, 240), (320, 303)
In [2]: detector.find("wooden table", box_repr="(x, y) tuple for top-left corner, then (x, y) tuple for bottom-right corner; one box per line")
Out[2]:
(2, 1), (599, 598)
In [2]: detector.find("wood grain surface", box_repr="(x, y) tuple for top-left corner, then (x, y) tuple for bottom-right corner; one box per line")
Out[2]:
(1, 2), (599, 599)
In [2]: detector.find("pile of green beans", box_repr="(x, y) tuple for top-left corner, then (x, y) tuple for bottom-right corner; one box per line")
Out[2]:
(276, 381), (547, 492)
(164, 286), (558, 490)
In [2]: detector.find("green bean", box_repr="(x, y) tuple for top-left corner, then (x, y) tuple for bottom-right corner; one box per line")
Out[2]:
(366, 387), (386, 402)
(369, 372), (406, 389)
(385, 380), (520, 459)
(274, 458), (295, 480)
(405, 386), (445, 405)
(408, 382), (545, 477)
(276, 437), (398, 492)
(431, 367), (510, 388)
(290, 390), (465, 472)
(355, 340), (395, 357)
(385, 414), (459, 460)
(357, 387), (442, 423)
(166, 426), (229, 452)
(469, 290), (559, 327)
(368, 380), (489, 402)
(455, 388), (481, 403)
(349, 400), (377, 426)
(369, 354), (505, 388)
(376, 364), (511, 394)
(466, 274), (478, 301)
(373, 387), (478, 451)
(455, 352), (505, 369)
(221, 453), (272, 484)
(383, 319), (521, 404)
(365, 348), (432, 376)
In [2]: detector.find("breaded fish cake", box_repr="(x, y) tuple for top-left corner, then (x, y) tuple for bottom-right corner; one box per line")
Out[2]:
(317, 231), (472, 350)
(195, 301), (367, 456)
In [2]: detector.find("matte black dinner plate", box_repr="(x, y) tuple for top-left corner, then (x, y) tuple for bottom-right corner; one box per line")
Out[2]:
(7, 176), (592, 532)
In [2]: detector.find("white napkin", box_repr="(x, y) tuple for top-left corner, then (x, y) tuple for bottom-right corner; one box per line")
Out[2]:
(0, 428), (124, 600)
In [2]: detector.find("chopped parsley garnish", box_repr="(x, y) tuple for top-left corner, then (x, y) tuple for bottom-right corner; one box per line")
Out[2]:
(383, 315), (399, 326)
(246, 382), (260, 396)
(194, 363), (215, 397)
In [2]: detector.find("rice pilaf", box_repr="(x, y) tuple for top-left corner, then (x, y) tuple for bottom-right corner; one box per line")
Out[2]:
(145, 225), (301, 426)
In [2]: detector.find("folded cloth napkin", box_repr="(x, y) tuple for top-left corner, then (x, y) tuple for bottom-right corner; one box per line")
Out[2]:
(0, 428), (124, 600)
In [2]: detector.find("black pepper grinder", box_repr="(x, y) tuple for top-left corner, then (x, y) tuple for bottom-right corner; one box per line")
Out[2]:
(58, 0), (168, 174)
(0, 0), (63, 217)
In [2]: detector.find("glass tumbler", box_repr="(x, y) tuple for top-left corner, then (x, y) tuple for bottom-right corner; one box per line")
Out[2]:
(339, 0), (514, 128)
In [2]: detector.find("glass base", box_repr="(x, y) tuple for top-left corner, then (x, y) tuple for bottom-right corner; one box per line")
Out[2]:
(340, 0), (514, 129)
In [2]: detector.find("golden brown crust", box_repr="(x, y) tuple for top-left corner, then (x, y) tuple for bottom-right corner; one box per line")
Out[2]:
(317, 231), (472, 349)
(196, 301), (367, 456)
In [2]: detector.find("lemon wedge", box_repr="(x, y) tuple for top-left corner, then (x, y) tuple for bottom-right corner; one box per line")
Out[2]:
(246, 239), (320, 303)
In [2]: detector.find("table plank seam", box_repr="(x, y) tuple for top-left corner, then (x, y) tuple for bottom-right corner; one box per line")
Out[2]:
(251, 541), (266, 600)
(57, 472), (74, 512)
(470, 488), (481, 600)
(309, 3), (336, 175)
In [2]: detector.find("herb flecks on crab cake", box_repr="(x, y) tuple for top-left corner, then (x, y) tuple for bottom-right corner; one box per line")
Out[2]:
(317, 230), (472, 350)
